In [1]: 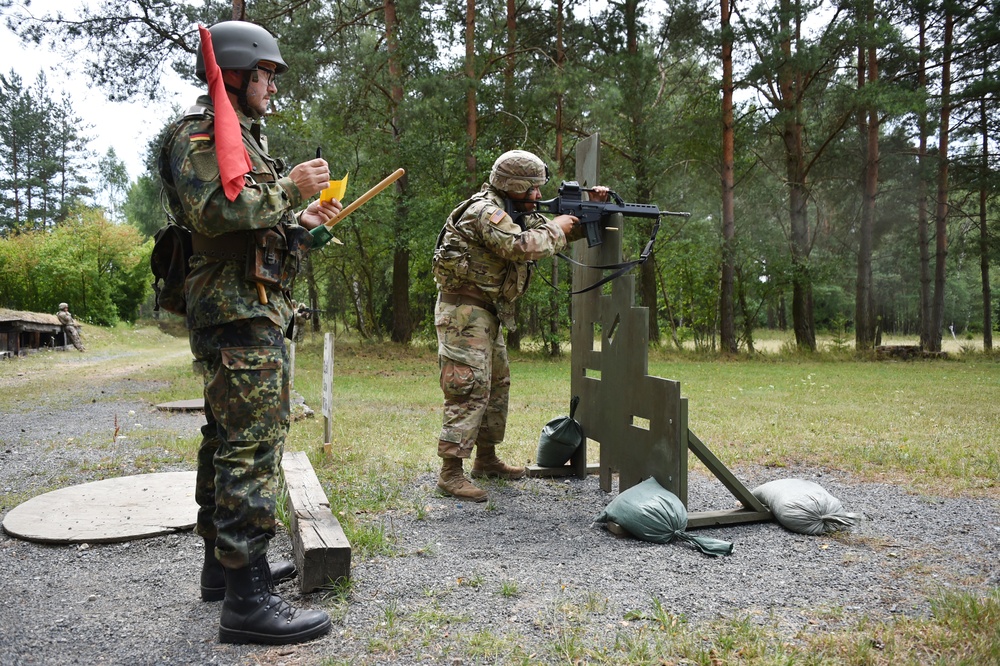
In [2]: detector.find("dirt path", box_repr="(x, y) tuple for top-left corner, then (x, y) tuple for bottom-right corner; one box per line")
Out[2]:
(0, 337), (191, 391)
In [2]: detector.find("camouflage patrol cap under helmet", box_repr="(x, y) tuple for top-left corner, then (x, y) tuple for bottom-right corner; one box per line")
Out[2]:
(489, 150), (551, 194)
(195, 21), (287, 118)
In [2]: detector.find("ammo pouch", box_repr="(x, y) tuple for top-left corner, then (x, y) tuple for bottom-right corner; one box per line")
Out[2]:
(150, 223), (193, 316)
(246, 228), (286, 288)
(499, 261), (533, 303)
(245, 223), (311, 291)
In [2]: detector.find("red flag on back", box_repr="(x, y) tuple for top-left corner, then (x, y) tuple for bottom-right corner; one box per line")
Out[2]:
(198, 25), (252, 202)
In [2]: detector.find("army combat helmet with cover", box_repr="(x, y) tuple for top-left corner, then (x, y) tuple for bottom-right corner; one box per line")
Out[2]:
(489, 150), (551, 195)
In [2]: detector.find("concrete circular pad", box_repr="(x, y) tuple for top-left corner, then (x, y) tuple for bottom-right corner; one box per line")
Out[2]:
(2, 471), (197, 544)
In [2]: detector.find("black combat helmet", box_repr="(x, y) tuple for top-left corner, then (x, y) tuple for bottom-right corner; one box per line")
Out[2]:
(195, 21), (288, 81)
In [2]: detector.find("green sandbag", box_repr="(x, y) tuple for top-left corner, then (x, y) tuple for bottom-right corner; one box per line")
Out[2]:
(595, 477), (734, 557)
(536, 396), (585, 468)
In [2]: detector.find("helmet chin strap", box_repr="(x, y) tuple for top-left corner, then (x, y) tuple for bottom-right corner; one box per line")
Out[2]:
(224, 71), (260, 120)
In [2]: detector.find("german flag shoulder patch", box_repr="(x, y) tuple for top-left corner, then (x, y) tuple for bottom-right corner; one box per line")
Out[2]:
(488, 208), (506, 225)
(190, 132), (211, 143)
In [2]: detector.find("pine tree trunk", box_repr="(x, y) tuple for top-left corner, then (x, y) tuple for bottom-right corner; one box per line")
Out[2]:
(855, 8), (878, 353)
(780, 0), (815, 351)
(979, 97), (992, 351)
(930, 10), (953, 353)
(719, 0), (737, 354)
(386, 0), (412, 343)
(464, 0), (478, 190)
(917, 13), (933, 351)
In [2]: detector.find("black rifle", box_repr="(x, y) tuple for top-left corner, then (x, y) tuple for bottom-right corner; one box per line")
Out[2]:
(505, 181), (690, 248)
(505, 181), (691, 294)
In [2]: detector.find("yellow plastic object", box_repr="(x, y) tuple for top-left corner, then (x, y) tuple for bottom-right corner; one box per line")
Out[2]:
(320, 173), (348, 202)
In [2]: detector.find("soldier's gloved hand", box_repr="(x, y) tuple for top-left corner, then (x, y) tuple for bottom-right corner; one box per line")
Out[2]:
(309, 224), (342, 249)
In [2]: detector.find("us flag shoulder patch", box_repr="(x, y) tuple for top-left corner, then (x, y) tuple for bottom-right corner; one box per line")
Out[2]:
(190, 133), (211, 142)
(489, 209), (506, 225)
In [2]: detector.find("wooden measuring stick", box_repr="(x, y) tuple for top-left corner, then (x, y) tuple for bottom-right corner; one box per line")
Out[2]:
(321, 168), (405, 230)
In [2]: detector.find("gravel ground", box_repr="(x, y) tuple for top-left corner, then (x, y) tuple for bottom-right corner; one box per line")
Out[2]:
(1, 351), (998, 665)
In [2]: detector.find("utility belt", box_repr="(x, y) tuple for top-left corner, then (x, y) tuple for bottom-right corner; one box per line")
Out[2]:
(191, 224), (311, 291)
(191, 231), (251, 262)
(439, 290), (497, 316)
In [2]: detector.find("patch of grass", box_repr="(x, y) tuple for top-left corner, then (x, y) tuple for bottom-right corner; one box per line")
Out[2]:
(465, 629), (529, 662)
(795, 589), (1000, 665)
(274, 479), (291, 530)
(318, 576), (353, 624)
(345, 520), (397, 558)
(457, 573), (485, 588)
(421, 584), (449, 598)
(411, 498), (429, 520)
(409, 603), (468, 626)
(623, 595), (688, 635)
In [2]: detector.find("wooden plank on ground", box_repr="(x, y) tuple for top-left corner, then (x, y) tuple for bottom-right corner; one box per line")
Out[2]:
(281, 450), (351, 592)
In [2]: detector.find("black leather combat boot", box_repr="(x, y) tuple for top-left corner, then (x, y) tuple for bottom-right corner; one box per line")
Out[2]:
(201, 539), (298, 602)
(218, 557), (331, 645)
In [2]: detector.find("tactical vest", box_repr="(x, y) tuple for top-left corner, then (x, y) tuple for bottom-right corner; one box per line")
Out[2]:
(432, 188), (540, 328)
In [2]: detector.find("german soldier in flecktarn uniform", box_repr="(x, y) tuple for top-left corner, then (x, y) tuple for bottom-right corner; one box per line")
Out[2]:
(158, 20), (342, 646)
(431, 150), (609, 502)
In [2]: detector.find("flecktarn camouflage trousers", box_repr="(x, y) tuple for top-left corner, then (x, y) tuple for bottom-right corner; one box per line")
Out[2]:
(435, 299), (510, 458)
(189, 317), (290, 568)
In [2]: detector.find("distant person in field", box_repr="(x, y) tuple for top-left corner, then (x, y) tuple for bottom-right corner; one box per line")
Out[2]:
(56, 303), (84, 352)
(158, 20), (341, 646)
(292, 301), (312, 343)
(431, 149), (608, 501)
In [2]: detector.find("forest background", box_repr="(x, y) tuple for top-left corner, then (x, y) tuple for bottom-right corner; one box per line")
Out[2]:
(1, 0), (998, 356)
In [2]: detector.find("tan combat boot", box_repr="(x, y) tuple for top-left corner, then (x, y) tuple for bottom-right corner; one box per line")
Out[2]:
(471, 444), (526, 480)
(437, 457), (488, 502)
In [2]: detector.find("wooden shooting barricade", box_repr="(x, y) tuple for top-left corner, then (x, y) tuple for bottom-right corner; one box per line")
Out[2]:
(527, 134), (770, 528)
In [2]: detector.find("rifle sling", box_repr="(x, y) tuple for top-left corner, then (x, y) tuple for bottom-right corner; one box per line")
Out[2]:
(547, 214), (661, 295)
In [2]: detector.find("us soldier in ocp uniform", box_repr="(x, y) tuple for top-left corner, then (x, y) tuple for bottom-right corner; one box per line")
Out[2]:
(432, 150), (609, 501)
(56, 303), (85, 352)
(292, 301), (312, 343)
(158, 21), (341, 646)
